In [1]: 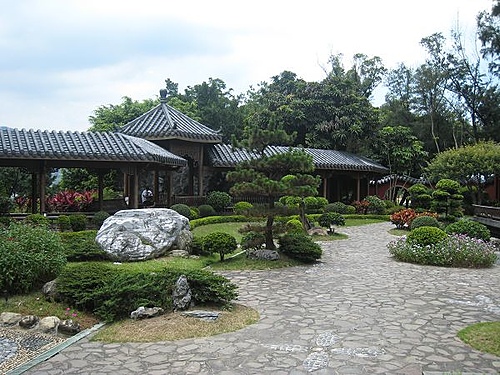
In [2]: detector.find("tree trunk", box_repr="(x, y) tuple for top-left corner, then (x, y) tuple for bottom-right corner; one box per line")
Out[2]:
(265, 215), (275, 250)
(299, 200), (311, 231)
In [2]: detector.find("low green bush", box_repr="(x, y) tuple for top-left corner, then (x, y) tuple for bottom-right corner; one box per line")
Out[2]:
(0, 216), (12, 228)
(190, 215), (248, 229)
(57, 263), (238, 322)
(202, 232), (238, 261)
(406, 226), (448, 247)
(304, 196), (328, 212)
(59, 230), (109, 261)
(170, 203), (192, 219)
(410, 216), (440, 231)
(57, 215), (72, 231)
(189, 236), (207, 256)
(206, 191), (232, 212)
(286, 218), (304, 233)
(233, 201), (253, 215)
(91, 211), (110, 228)
(0, 224), (67, 296)
(198, 204), (216, 218)
(445, 219), (491, 241)
(364, 196), (386, 214)
(70, 214), (87, 232)
(318, 212), (345, 228)
(240, 231), (265, 252)
(278, 233), (322, 263)
(25, 213), (50, 228)
(324, 202), (349, 214)
(388, 234), (497, 268)
(189, 208), (199, 220)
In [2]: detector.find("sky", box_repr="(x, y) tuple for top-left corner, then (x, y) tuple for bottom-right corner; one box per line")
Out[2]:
(0, 0), (494, 132)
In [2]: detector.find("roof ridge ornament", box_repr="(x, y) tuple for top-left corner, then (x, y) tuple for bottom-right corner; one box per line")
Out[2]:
(159, 88), (168, 103)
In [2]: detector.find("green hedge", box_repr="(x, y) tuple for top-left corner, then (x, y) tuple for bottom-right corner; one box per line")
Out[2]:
(58, 230), (109, 261)
(56, 263), (238, 322)
(190, 215), (248, 229)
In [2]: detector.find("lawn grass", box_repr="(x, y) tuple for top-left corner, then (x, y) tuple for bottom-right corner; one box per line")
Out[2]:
(92, 303), (259, 343)
(191, 222), (247, 241)
(458, 321), (500, 356)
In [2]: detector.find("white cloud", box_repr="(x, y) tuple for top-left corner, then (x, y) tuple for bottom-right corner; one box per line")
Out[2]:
(0, 0), (494, 131)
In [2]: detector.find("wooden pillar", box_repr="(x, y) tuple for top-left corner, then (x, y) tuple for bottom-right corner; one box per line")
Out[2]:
(153, 168), (159, 205)
(131, 168), (139, 209)
(39, 163), (46, 214)
(322, 174), (328, 199)
(356, 173), (361, 202)
(31, 172), (37, 214)
(198, 144), (204, 196)
(98, 172), (104, 211)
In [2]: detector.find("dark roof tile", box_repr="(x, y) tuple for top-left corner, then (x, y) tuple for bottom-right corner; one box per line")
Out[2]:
(208, 144), (388, 174)
(0, 128), (186, 167)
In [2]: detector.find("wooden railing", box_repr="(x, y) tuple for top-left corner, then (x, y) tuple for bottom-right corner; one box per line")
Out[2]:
(473, 204), (500, 237)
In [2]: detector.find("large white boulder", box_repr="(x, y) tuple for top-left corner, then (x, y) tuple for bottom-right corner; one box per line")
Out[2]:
(95, 208), (192, 261)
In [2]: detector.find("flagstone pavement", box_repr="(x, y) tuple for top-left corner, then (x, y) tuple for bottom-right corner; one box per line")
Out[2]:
(23, 222), (500, 374)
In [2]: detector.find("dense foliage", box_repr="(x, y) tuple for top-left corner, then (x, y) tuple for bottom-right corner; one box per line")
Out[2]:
(0, 224), (67, 297)
(56, 263), (238, 322)
(58, 230), (109, 261)
(206, 191), (232, 212)
(406, 226), (448, 247)
(445, 219), (491, 241)
(388, 234), (497, 268)
(278, 232), (322, 263)
(170, 204), (192, 219)
(201, 232), (238, 261)
(409, 215), (440, 230)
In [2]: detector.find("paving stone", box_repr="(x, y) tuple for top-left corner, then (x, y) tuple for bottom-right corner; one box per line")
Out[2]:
(15, 222), (500, 374)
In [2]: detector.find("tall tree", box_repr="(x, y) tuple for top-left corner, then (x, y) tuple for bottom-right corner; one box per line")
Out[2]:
(426, 141), (500, 204)
(477, 0), (500, 76)
(227, 127), (319, 249)
(88, 96), (158, 132)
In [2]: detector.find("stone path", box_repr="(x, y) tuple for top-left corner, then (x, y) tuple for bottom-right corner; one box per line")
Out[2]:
(22, 222), (500, 374)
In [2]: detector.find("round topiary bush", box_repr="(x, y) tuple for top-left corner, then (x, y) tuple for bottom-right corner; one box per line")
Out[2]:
(198, 204), (216, 218)
(318, 212), (345, 228)
(324, 202), (348, 214)
(445, 219), (491, 241)
(25, 213), (51, 228)
(410, 215), (440, 231)
(233, 201), (253, 215)
(406, 226), (448, 247)
(70, 214), (87, 232)
(202, 232), (238, 261)
(286, 218), (304, 233)
(170, 203), (192, 219)
(364, 195), (386, 214)
(206, 191), (232, 212)
(278, 232), (322, 263)
(0, 223), (67, 296)
(57, 215), (72, 231)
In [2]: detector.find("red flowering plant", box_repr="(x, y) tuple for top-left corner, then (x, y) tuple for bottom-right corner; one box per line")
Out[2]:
(390, 208), (417, 229)
(46, 190), (96, 212)
(353, 200), (370, 214)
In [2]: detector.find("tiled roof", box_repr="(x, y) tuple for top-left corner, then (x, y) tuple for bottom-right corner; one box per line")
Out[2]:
(0, 128), (186, 167)
(370, 174), (430, 185)
(208, 144), (389, 173)
(119, 92), (222, 143)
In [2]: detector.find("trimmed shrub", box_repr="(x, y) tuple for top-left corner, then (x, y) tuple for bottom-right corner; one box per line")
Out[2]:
(91, 211), (110, 228)
(0, 224), (67, 296)
(57, 215), (72, 231)
(278, 233), (322, 263)
(0, 216), (12, 228)
(25, 213), (50, 228)
(198, 204), (216, 218)
(189, 208), (199, 220)
(406, 226), (448, 247)
(318, 212), (345, 228)
(57, 263), (238, 322)
(304, 196), (328, 212)
(190, 215), (248, 229)
(189, 236), (208, 256)
(170, 203), (192, 219)
(410, 215), (440, 231)
(324, 202), (348, 213)
(59, 230), (109, 261)
(240, 231), (265, 252)
(445, 219), (491, 241)
(408, 183), (432, 210)
(233, 201), (253, 215)
(286, 218), (304, 233)
(206, 191), (232, 212)
(364, 196), (386, 214)
(69, 214), (87, 232)
(388, 234), (497, 268)
(202, 232), (238, 262)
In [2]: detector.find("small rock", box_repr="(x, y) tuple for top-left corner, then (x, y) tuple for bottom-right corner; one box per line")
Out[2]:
(19, 315), (39, 329)
(130, 306), (165, 320)
(248, 249), (280, 261)
(172, 275), (192, 311)
(308, 227), (329, 236)
(181, 310), (221, 321)
(38, 316), (60, 333)
(169, 250), (189, 257)
(58, 319), (81, 335)
(1, 312), (22, 326)
(42, 279), (60, 301)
